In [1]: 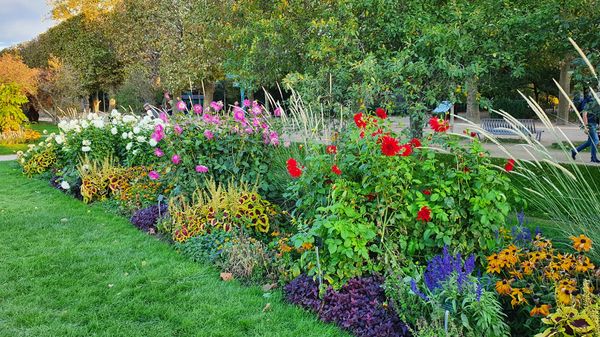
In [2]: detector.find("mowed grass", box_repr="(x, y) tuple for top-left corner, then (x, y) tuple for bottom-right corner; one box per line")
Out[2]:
(0, 162), (348, 337)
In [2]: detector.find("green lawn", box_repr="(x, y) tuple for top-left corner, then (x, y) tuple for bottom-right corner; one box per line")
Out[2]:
(0, 162), (348, 337)
(0, 143), (28, 155)
(0, 122), (60, 155)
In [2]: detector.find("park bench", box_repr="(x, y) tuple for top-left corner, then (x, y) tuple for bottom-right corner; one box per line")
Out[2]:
(479, 118), (543, 141)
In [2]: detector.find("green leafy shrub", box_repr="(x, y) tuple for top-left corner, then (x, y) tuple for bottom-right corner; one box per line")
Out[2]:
(286, 110), (520, 285)
(177, 230), (234, 264)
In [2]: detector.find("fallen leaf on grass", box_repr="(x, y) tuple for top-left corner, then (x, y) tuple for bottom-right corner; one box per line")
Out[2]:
(262, 303), (271, 313)
(220, 272), (233, 281)
(262, 283), (277, 292)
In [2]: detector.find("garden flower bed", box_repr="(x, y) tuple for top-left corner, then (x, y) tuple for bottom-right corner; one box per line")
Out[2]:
(17, 101), (599, 337)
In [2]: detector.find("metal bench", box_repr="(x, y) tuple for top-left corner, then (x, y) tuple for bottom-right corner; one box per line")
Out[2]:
(480, 118), (543, 141)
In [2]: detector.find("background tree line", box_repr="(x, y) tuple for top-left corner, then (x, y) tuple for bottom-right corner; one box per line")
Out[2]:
(2, 0), (599, 132)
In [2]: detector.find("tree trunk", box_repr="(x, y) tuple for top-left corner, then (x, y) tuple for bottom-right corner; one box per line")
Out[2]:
(93, 91), (100, 113)
(203, 81), (215, 111)
(557, 58), (572, 125)
(533, 82), (540, 104)
(409, 112), (425, 139)
(466, 76), (480, 122)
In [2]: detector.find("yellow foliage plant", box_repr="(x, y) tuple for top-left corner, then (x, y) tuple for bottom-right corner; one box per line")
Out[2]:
(168, 179), (278, 243)
(19, 144), (57, 176)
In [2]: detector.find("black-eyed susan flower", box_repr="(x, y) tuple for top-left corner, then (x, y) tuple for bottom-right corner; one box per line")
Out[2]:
(495, 279), (512, 295)
(570, 234), (592, 252)
(530, 304), (551, 317)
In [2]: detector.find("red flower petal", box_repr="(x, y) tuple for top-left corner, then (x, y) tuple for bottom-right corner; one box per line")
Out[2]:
(331, 164), (342, 175)
(417, 206), (432, 222)
(381, 136), (401, 156)
(375, 107), (387, 119)
(410, 138), (422, 148)
(505, 159), (516, 172)
(354, 113), (367, 128)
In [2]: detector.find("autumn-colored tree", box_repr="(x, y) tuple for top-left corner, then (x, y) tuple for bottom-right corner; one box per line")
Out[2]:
(36, 56), (84, 117)
(48, 0), (121, 21)
(0, 53), (40, 96)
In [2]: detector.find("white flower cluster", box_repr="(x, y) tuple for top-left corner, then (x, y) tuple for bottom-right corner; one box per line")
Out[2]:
(23, 109), (163, 161)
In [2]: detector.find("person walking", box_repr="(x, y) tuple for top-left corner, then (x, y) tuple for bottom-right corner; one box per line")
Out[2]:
(572, 93), (600, 163)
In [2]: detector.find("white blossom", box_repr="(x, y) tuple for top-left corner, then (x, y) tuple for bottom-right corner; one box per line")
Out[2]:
(122, 115), (137, 124)
(133, 126), (141, 134)
(126, 142), (133, 151)
(92, 119), (105, 128)
(111, 127), (118, 135)
(60, 181), (71, 190)
(136, 136), (146, 143)
(82, 139), (92, 146)
(121, 132), (128, 139)
(81, 146), (91, 152)
(148, 138), (158, 147)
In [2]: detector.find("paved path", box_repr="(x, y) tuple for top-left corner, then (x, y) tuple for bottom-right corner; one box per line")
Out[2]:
(383, 116), (599, 165)
(0, 154), (17, 162)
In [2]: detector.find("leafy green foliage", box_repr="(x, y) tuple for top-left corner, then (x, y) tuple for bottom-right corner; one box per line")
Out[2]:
(287, 111), (519, 286)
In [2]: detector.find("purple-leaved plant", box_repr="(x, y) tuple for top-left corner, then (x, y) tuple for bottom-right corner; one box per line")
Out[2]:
(130, 204), (168, 233)
(284, 275), (410, 337)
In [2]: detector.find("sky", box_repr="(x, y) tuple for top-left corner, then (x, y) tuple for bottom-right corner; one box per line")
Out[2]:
(0, 0), (56, 50)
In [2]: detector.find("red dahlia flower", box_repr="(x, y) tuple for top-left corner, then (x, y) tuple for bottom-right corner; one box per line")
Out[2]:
(410, 138), (421, 148)
(381, 136), (401, 156)
(286, 158), (302, 178)
(354, 113), (367, 128)
(331, 164), (342, 175)
(399, 143), (413, 157)
(326, 145), (337, 154)
(505, 159), (515, 172)
(375, 107), (387, 119)
(423, 189), (431, 195)
(417, 206), (432, 222)
(429, 117), (450, 132)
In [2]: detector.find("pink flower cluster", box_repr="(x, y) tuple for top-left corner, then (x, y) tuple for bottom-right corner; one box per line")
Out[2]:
(151, 124), (165, 142)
